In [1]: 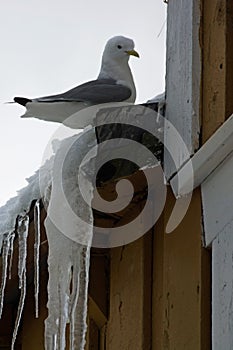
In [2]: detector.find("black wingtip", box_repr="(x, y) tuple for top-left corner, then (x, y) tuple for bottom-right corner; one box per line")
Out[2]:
(14, 97), (32, 106)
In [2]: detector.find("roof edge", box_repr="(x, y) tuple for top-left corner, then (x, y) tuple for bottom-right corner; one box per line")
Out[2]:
(170, 113), (233, 197)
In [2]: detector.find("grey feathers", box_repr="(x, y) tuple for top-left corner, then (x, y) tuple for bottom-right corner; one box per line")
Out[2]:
(34, 79), (132, 104)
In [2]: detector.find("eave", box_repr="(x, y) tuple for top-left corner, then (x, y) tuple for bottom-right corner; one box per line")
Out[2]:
(170, 114), (233, 197)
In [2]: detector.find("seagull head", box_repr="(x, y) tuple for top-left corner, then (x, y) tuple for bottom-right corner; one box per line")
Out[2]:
(102, 36), (139, 64)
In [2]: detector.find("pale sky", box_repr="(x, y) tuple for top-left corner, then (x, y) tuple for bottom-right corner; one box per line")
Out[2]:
(0, 0), (166, 206)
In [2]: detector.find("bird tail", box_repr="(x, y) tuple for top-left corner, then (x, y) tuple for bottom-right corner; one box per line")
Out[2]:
(14, 97), (32, 106)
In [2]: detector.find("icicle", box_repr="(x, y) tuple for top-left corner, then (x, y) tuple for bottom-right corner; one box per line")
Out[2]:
(0, 233), (11, 318)
(11, 269), (27, 350)
(11, 215), (29, 349)
(34, 200), (41, 318)
(17, 215), (29, 289)
(57, 264), (71, 350)
(44, 217), (74, 350)
(44, 128), (96, 349)
(69, 262), (80, 350)
(70, 245), (91, 350)
(0, 236), (3, 255)
(8, 232), (16, 280)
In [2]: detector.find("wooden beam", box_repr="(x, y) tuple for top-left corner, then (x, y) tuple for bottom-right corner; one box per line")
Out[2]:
(152, 207), (165, 350)
(152, 188), (211, 349)
(202, 0), (227, 141)
(212, 222), (233, 349)
(89, 251), (109, 320)
(106, 233), (152, 350)
(226, 1), (233, 118)
(165, 0), (201, 178)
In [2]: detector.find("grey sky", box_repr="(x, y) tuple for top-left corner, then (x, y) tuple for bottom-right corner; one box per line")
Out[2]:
(0, 0), (166, 206)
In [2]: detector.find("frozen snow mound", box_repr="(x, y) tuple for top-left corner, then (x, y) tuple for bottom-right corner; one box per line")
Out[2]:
(0, 127), (96, 350)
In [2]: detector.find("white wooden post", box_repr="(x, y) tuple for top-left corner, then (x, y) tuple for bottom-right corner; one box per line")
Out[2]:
(165, 0), (201, 179)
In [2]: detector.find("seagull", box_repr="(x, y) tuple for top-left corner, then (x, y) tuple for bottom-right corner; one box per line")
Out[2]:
(14, 36), (139, 128)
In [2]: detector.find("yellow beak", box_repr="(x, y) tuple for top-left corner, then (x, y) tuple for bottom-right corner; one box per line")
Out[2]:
(125, 49), (140, 58)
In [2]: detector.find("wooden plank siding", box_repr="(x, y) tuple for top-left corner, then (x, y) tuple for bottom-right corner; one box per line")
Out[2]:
(152, 188), (211, 350)
(202, 0), (233, 141)
(212, 223), (233, 349)
(106, 233), (153, 350)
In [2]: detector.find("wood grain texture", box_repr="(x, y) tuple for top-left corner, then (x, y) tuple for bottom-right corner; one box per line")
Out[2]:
(202, 1), (233, 136)
(152, 189), (211, 350)
(106, 232), (152, 350)
(165, 0), (201, 178)
(212, 223), (233, 349)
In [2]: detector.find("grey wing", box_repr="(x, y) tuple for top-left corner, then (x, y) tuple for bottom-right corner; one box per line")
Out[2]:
(35, 79), (132, 104)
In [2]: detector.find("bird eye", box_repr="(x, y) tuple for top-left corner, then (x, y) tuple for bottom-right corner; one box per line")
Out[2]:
(117, 45), (122, 49)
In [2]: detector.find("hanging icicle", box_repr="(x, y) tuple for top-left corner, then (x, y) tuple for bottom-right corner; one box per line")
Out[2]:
(17, 215), (29, 289)
(8, 231), (16, 280)
(0, 232), (11, 318)
(44, 216), (92, 350)
(11, 215), (29, 349)
(34, 199), (41, 318)
(11, 269), (27, 350)
(44, 217), (81, 350)
(43, 128), (96, 349)
(69, 245), (91, 350)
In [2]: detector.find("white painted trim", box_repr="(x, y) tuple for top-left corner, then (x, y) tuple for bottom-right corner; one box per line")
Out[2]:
(170, 114), (233, 197)
(164, 0), (201, 178)
(201, 152), (233, 246)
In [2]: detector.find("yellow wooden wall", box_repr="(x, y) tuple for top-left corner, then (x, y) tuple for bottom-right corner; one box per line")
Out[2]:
(153, 189), (210, 349)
